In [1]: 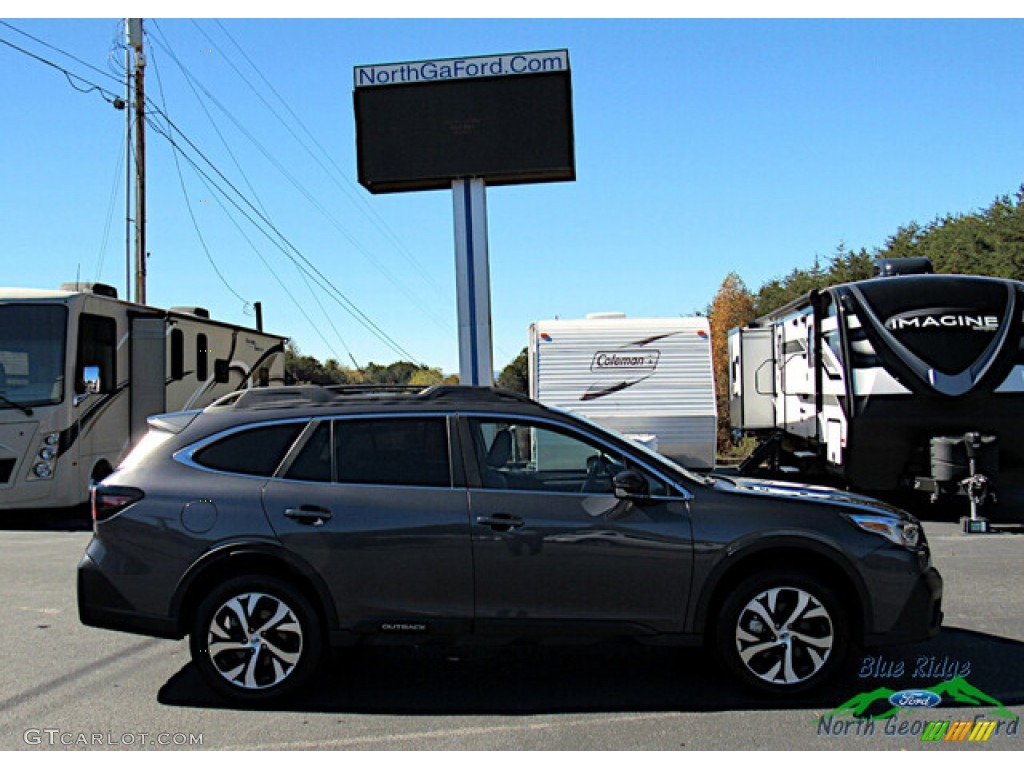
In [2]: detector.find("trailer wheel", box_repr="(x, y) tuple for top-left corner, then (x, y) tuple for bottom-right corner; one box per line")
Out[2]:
(715, 570), (848, 693)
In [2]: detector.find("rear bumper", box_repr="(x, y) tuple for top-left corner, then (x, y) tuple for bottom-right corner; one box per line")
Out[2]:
(864, 566), (943, 646)
(77, 552), (181, 639)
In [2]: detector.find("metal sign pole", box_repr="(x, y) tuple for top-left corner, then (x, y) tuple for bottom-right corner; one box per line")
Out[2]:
(452, 178), (494, 386)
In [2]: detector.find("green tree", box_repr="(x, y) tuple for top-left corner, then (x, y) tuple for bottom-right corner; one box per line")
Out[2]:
(874, 188), (1024, 280)
(408, 367), (446, 387)
(497, 348), (529, 394)
(285, 343), (451, 388)
(754, 242), (880, 317)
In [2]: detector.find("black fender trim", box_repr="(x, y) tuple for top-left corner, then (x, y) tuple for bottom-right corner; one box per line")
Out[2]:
(168, 539), (339, 636)
(689, 534), (873, 639)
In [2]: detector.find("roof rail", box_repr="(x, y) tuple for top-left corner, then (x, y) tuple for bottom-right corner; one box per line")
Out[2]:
(416, 385), (534, 404)
(324, 384), (423, 395)
(209, 383), (535, 411)
(208, 386), (336, 410)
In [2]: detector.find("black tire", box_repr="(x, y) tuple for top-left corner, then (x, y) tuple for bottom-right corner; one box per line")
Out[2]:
(714, 570), (848, 694)
(190, 575), (322, 703)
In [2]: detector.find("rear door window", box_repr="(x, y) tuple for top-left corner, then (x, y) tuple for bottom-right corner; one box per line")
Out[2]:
(334, 417), (451, 488)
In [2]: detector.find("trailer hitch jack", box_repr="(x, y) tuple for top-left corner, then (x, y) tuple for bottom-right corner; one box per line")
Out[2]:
(960, 432), (993, 534)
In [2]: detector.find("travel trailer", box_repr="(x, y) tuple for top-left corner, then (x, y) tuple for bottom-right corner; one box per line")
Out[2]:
(529, 314), (717, 469)
(728, 258), (1023, 517)
(0, 282), (286, 510)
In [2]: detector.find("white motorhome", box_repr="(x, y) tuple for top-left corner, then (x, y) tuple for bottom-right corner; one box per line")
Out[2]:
(728, 258), (1023, 512)
(528, 314), (717, 469)
(0, 282), (286, 510)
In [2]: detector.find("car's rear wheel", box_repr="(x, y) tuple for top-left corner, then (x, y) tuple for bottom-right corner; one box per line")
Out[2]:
(715, 571), (848, 693)
(190, 575), (322, 703)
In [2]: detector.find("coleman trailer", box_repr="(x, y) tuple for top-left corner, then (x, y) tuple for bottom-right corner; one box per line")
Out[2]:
(529, 314), (717, 469)
(0, 282), (286, 510)
(728, 258), (1024, 519)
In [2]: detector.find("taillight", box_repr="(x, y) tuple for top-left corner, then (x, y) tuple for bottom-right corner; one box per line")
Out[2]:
(92, 486), (145, 522)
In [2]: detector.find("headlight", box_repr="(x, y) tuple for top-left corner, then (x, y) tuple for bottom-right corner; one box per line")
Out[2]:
(846, 514), (921, 548)
(33, 462), (53, 479)
(39, 448), (56, 461)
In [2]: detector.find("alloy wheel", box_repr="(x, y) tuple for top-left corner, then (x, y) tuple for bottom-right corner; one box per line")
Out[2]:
(733, 585), (834, 686)
(206, 591), (304, 691)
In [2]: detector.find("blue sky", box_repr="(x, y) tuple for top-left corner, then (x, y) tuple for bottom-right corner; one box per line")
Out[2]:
(2, 15), (1023, 374)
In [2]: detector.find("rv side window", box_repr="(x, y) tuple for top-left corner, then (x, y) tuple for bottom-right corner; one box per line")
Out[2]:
(196, 333), (208, 381)
(821, 297), (844, 370)
(77, 314), (116, 395)
(214, 359), (230, 384)
(170, 329), (184, 381)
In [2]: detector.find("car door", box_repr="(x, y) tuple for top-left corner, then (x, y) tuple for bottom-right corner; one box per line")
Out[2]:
(461, 415), (694, 635)
(261, 414), (474, 636)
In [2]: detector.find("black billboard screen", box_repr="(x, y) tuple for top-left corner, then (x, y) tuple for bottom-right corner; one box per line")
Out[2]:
(355, 70), (575, 194)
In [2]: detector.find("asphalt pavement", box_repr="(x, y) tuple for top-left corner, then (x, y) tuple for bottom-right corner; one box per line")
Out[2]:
(0, 512), (1022, 751)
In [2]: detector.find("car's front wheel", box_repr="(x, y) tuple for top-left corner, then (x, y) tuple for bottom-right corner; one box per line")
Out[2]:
(715, 570), (848, 693)
(190, 575), (322, 703)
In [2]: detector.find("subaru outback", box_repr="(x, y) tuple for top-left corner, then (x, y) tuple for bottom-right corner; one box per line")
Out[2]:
(78, 385), (942, 703)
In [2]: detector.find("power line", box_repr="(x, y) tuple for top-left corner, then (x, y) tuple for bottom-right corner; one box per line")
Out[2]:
(0, 20), (124, 87)
(148, 36), (356, 366)
(148, 21), (360, 364)
(150, 21), (273, 221)
(94, 131), (126, 284)
(0, 34), (121, 106)
(146, 115), (423, 363)
(146, 24), (370, 364)
(154, 21), (451, 332)
(206, 19), (449, 297)
(148, 44), (252, 312)
(204, 177), (351, 365)
(2, 22), (424, 365)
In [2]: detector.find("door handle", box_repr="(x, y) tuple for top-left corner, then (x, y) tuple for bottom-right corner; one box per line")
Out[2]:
(284, 505), (333, 526)
(475, 513), (525, 532)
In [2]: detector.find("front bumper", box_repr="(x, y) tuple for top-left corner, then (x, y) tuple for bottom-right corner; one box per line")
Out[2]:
(863, 566), (943, 646)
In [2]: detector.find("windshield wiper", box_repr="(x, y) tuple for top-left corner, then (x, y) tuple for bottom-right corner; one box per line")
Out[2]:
(0, 394), (33, 416)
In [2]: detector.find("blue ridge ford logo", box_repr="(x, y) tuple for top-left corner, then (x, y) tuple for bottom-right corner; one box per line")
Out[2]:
(888, 690), (942, 709)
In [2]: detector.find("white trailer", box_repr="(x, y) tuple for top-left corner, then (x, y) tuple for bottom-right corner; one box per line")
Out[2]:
(0, 282), (286, 510)
(528, 314), (717, 469)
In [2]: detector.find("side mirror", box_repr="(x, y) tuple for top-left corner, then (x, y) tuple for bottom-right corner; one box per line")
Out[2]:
(83, 365), (101, 393)
(613, 469), (649, 501)
(75, 365), (101, 405)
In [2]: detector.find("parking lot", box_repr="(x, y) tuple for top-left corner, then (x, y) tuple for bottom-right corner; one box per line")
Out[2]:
(1, 511), (1022, 751)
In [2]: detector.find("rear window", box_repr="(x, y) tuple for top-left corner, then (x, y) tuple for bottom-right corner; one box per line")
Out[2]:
(193, 422), (305, 477)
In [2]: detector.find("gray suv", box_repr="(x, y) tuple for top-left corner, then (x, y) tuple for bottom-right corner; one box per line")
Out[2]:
(78, 386), (942, 703)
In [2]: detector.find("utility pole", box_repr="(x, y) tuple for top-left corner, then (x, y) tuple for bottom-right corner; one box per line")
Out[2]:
(127, 18), (147, 305)
(124, 21), (132, 302)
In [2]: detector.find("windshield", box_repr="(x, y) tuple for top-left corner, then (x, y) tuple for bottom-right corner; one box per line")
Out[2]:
(0, 304), (68, 409)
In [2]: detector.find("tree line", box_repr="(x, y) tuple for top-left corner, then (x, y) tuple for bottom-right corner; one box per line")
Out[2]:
(708, 185), (1024, 452)
(285, 340), (530, 392)
(285, 184), (1024, 445)
(284, 342), (456, 388)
